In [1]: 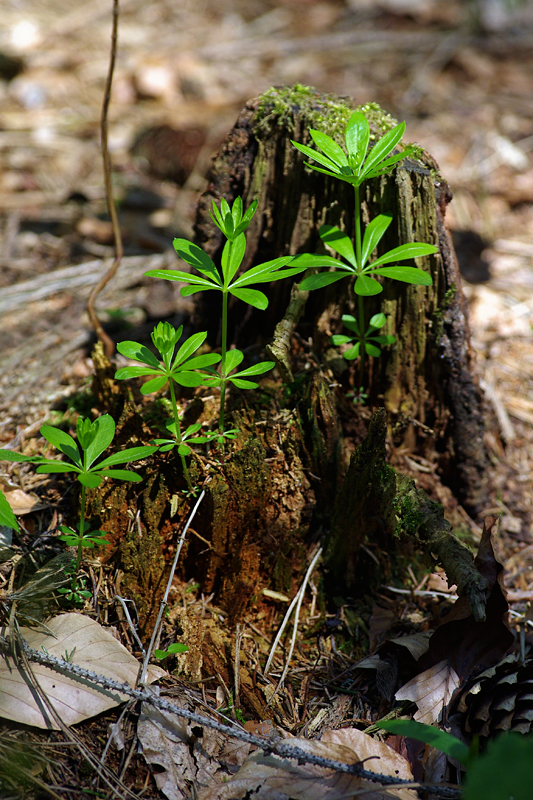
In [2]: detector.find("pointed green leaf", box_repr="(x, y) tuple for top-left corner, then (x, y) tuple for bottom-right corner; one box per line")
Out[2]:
(289, 253), (347, 271)
(354, 275), (383, 295)
(114, 366), (161, 381)
(234, 199), (258, 236)
(82, 415), (115, 468)
(319, 225), (356, 266)
(370, 242), (438, 267)
(291, 140), (343, 174)
(35, 462), (80, 474)
(305, 163), (358, 184)
(0, 450), (43, 463)
(40, 426), (81, 466)
(172, 371), (205, 387)
(361, 215), (392, 269)
(341, 314), (360, 335)
(375, 720), (469, 767)
(369, 334), (396, 345)
(145, 269), (219, 289)
(172, 239), (220, 282)
(300, 272), (349, 291)
(360, 122), (406, 180)
(0, 489), (20, 531)
(177, 353), (221, 371)
(77, 473), (103, 488)
(230, 378), (258, 389)
(345, 111), (370, 168)
(308, 129), (348, 169)
(202, 376), (222, 388)
(225, 349), (244, 373)
(140, 375), (168, 394)
(211, 199), (225, 230)
(369, 312), (386, 328)
(180, 284), (218, 297)
(331, 335), (352, 346)
(362, 147), (414, 179)
(365, 342), (381, 357)
(96, 446), (157, 469)
(221, 233), (246, 284)
(183, 424), (202, 438)
(344, 343), (360, 359)
(370, 266), (433, 285)
(231, 196), (243, 226)
(233, 361), (274, 378)
(116, 341), (160, 368)
(173, 331), (206, 368)
(229, 256), (293, 287)
(96, 469), (143, 482)
(230, 287), (268, 309)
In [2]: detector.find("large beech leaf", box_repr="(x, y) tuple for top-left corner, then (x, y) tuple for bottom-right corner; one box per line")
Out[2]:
(0, 614), (165, 729)
(196, 726), (416, 800)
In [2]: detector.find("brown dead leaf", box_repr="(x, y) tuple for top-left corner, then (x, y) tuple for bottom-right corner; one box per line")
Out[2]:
(395, 660), (461, 725)
(0, 613), (165, 729)
(0, 485), (46, 515)
(195, 727), (416, 800)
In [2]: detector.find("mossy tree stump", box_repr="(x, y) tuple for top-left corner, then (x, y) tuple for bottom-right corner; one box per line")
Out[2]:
(89, 85), (495, 631)
(193, 84), (491, 513)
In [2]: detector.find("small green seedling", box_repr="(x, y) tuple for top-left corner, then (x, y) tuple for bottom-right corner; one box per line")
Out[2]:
(154, 642), (189, 660)
(115, 321), (221, 491)
(144, 197), (307, 432)
(331, 312), (395, 359)
(0, 415), (156, 596)
(292, 112), (438, 388)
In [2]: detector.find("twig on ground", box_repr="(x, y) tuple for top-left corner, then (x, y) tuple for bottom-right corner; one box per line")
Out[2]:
(0, 634), (460, 799)
(86, 0), (123, 358)
(138, 488), (206, 684)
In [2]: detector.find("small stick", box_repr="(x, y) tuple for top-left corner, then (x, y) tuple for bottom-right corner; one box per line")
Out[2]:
(86, 0), (123, 358)
(266, 281), (309, 383)
(264, 547), (322, 686)
(138, 489), (206, 684)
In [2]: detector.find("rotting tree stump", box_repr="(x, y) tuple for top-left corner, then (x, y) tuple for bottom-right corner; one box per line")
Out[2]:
(193, 84), (493, 514)
(88, 85), (497, 634)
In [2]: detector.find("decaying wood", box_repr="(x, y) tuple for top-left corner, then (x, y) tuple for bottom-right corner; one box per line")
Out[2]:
(326, 408), (488, 621)
(194, 84), (493, 512)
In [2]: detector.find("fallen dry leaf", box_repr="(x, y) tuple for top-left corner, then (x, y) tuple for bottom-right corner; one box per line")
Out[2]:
(395, 659), (461, 725)
(1, 485), (46, 515)
(195, 727), (417, 800)
(138, 700), (250, 800)
(0, 613), (165, 729)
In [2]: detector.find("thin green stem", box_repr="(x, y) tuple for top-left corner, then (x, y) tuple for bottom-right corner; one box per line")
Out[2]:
(354, 183), (366, 389)
(358, 291), (366, 389)
(169, 380), (193, 492)
(219, 289), (229, 435)
(73, 484), (86, 588)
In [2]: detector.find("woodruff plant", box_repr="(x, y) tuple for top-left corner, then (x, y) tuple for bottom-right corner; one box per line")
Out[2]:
(291, 111), (438, 392)
(115, 321), (221, 492)
(0, 416), (156, 602)
(144, 197), (307, 432)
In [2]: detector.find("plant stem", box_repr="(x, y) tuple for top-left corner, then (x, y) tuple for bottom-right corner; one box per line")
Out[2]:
(354, 184), (366, 389)
(219, 289), (229, 434)
(169, 380), (193, 492)
(74, 484), (86, 588)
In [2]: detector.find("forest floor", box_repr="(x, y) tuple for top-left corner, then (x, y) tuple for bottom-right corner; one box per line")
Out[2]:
(1, 0), (533, 797)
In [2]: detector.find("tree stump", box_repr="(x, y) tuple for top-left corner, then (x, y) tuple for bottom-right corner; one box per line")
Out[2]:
(193, 84), (492, 514)
(90, 85), (495, 630)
